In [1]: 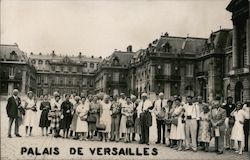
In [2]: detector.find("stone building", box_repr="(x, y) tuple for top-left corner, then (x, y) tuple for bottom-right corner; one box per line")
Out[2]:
(226, 0), (250, 102)
(128, 33), (207, 100)
(196, 29), (233, 102)
(0, 44), (37, 97)
(29, 51), (102, 96)
(94, 46), (134, 96)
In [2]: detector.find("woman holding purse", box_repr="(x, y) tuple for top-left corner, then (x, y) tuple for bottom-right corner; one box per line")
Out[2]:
(39, 94), (51, 136)
(76, 97), (89, 141)
(23, 91), (37, 136)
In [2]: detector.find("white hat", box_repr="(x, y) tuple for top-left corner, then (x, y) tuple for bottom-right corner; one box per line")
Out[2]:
(159, 92), (164, 96)
(53, 91), (59, 96)
(13, 89), (19, 93)
(141, 93), (147, 97)
(130, 94), (136, 99)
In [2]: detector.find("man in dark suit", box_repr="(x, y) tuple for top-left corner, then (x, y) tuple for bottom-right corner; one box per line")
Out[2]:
(6, 89), (22, 138)
(223, 96), (236, 149)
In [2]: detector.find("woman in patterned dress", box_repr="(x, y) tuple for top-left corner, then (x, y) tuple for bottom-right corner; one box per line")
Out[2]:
(23, 91), (37, 136)
(60, 94), (73, 138)
(88, 95), (101, 140)
(198, 105), (211, 152)
(49, 95), (62, 138)
(124, 97), (134, 143)
(39, 94), (51, 136)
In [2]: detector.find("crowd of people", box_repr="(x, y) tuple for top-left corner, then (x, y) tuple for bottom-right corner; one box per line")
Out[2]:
(6, 89), (250, 155)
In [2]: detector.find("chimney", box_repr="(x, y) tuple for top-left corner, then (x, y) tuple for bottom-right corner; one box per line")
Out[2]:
(127, 45), (132, 52)
(164, 32), (169, 37)
(79, 52), (82, 57)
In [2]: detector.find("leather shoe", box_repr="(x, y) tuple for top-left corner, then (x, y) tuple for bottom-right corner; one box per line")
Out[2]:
(216, 151), (223, 155)
(8, 135), (12, 138)
(16, 134), (22, 137)
(155, 141), (160, 144)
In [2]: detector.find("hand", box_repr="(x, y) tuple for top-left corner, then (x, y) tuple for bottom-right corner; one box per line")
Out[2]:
(239, 121), (244, 124)
(66, 110), (70, 113)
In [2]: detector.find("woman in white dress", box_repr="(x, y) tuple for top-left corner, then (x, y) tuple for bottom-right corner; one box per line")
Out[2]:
(124, 97), (134, 143)
(169, 100), (177, 148)
(99, 95), (112, 141)
(175, 101), (185, 151)
(23, 91), (37, 136)
(120, 97), (131, 141)
(230, 101), (247, 155)
(76, 97), (89, 141)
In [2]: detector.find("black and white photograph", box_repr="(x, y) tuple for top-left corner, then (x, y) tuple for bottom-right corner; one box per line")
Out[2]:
(0, 0), (249, 159)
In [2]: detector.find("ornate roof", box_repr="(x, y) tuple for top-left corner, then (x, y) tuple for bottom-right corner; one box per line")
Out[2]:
(0, 44), (28, 62)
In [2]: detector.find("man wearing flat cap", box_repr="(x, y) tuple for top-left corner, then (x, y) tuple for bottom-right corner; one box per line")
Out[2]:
(137, 93), (153, 145)
(6, 89), (22, 138)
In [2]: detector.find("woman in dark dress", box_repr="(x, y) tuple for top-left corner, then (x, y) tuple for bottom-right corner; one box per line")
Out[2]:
(60, 94), (73, 138)
(39, 95), (51, 136)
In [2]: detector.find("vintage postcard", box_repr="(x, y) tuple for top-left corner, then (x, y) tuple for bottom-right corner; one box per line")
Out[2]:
(0, 0), (249, 159)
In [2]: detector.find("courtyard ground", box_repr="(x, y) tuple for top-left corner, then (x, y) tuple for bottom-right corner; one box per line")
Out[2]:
(0, 101), (249, 160)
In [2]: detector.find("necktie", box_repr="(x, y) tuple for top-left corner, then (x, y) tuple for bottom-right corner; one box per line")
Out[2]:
(142, 101), (144, 111)
(160, 100), (163, 109)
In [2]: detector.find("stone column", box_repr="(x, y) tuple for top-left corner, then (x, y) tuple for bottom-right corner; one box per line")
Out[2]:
(150, 65), (155, 92)
(149, 65), (156, 100)
(21, 70), (27, 96)
(8, 82), (14, 96)
(232, 25), (238, 69)
(103, 73), (107, 93)
(131, 70), (135, 94)
(246, 18), (250, 66)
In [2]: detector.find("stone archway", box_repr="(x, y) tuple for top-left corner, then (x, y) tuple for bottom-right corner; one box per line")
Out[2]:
(235, 81), (243, 102)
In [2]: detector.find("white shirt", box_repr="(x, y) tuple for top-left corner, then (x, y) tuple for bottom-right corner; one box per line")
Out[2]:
(243, 104), (250, 120)
(137, 99), (153, 117)
(184, 103), (200, 120)
(153, 99), (168, 115)
(119, 98), (126, 107)
(50, 98), (61, 111)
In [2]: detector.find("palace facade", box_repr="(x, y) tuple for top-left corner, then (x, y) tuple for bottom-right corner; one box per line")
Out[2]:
(0, 0), (249, 102)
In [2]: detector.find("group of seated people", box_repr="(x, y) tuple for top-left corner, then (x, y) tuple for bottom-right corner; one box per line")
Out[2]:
(6, 89), (249, 155)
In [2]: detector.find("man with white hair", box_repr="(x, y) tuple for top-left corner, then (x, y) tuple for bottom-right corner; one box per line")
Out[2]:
(137, 93), (153, 145)
(154, 92), (168, 144)
(6, 89), (22, 138)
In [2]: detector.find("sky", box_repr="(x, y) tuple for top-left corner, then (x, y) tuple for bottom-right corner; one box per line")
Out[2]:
(1, 0), (233, 57)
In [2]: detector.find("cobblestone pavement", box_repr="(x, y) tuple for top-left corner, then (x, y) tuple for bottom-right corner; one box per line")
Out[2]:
(1, 101), (249, 160)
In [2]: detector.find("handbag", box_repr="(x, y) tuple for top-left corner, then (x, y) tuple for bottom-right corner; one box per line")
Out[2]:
(87, 113), (96, 123)
(164, 119), (172, 124)
(80, 113), (87, 121)
(228, 116), (235, 126)
(126, 116), (134, 127)
(157, 109), (166, 119)
(171, 117), (178, 126)
(96, 123), (106, 130)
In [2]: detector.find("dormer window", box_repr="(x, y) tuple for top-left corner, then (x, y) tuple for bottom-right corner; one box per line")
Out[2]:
(38, 60), (43, 65)
(10, 51), (18, 60)
(112, 56), (120, 66)
(83, 62), (88, 68)
(163, 42), (171, 52)
(31, 59), (36, 64)
(90, 63), (94, 68)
